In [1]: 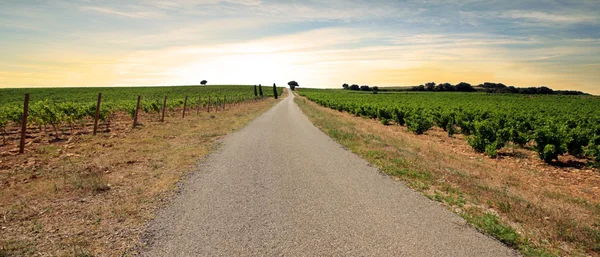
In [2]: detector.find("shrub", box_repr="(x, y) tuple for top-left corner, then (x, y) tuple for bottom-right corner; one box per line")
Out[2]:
(485, 142), (499, 158)
(377, 108), (392, 120)
(456, 111), (475, 135)
(433, 109), (453, 131)
(585, 136), (600, 167)
(467, 120), (507, 157)
(406, 110), (433, 135)
(533, 124), (567, 163)
(566, 127), (589, 158)
(393, 108), (406, 126)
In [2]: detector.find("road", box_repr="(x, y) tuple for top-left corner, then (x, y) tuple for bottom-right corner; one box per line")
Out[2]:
(140, 91), (518, 256)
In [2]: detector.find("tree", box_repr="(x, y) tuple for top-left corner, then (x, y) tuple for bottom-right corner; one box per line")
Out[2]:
(342, 83), (349, 90)
(200, 80), (207, 85)
(258, 84), (263, 96)
(425, 82), (436, 91)
(372, 86), (379, 94)
(443, 83), (455, 91)
(273, 83), (278, 99)
(538, 86), (554, 94)
(254, 85), (258, 96)
(360, 85), (371, 91)
(456, 82), (474, 92)
(349, 84), (360, 91)
(288, 81), (299, 91)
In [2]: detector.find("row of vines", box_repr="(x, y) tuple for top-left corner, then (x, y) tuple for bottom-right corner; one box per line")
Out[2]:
(299, 89), (600, 167)
(0, 85), (283, 145)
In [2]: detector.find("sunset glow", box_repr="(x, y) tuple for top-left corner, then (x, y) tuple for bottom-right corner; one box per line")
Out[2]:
(1, 1), (599, 94)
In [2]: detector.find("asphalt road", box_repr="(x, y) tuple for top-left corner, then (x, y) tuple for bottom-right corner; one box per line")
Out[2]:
(140, 91), (518, 256)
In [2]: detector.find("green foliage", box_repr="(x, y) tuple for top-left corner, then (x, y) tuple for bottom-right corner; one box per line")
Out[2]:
(432, 109), (453, 131)
(0, 85), (280, 137)
(392, 108), (406, 126)
(566, 126), (589, 158)
(405, 110), (433, 135)
(380, 117), (389, 125)
(586, 136), (600, 167)
(468, 213), (520, 247)
(298, 89), (600, 165)
(534, 124), (567, 163)
(446, 119), (456, 137)
(467, 120), (508, 157)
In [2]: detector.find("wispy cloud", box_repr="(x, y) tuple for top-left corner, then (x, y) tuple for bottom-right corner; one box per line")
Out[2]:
(500, 10), (598, 24)
(80, 6), (164, 19)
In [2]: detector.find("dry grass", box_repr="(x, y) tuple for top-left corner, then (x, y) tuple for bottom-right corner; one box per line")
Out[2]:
(295, 96), (600, 257)
(0, 95), (282, 256)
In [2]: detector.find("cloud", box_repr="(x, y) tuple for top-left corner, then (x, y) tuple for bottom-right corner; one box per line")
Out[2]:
(79, 6), (164, 19)
(498, 10), (598, 24)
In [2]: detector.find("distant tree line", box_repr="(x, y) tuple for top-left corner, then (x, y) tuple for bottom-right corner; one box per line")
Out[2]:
(410, 82), (588, 95)
(342, 83), (379, 93)
(476, 82), (587, 95)
(412, 82), (476, 92)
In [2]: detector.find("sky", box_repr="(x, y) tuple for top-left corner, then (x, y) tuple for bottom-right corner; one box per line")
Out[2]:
(1, 0), (599, 94)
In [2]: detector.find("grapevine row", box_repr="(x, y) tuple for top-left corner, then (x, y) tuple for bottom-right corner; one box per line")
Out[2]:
(299, 89), (600, 167)
(0, 86), (283, 146)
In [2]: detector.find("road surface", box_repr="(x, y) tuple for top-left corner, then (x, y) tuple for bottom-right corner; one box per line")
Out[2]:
(140, 91), (517, 256)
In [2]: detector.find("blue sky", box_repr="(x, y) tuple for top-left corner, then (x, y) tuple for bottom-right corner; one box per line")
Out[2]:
(1, 0), (599, 94)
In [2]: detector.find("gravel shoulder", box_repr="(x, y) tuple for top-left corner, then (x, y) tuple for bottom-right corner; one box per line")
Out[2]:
(140, 91), (518, 256)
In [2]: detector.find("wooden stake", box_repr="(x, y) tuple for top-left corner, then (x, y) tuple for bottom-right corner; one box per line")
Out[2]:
(133, 95), (141, 127)
(93, 93), (102, 135)
(19, 93), (30, 154)
(207, 96), (211, 113)
(161, 96), (167, 122)
(182, 95), (188, 119)
(197, 96), (201, 114)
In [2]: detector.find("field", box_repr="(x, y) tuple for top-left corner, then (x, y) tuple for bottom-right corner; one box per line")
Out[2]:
(295, 89), (600, 256)
(0, 86), (284, 255)
(299, 89), (600, 166)
(0, 85), (282, 150)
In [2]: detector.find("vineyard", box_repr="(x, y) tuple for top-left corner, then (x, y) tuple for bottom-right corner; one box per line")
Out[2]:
(298, 89), (600, 168)
(0, 85), (282, 151)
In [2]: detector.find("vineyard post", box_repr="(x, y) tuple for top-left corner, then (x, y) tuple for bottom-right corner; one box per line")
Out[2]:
(207, 96), (211, 113)
(197, 96), (201, 114)
(133, 95), (141, 128)
(161, 96), (167, 122)
(182, 95), (188, 119)
(93, 93), (102, 135)
(19, 93), (30, 154)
